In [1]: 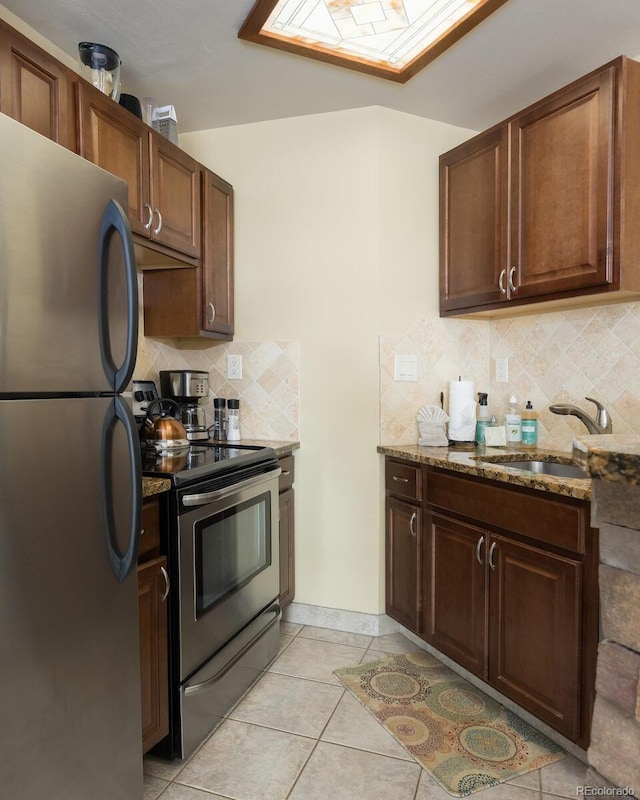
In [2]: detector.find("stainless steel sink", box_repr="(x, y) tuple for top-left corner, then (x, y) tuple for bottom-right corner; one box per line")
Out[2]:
(486, 460), (587, 479)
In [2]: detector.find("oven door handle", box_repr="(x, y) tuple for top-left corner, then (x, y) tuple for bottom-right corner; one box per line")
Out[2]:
(184, 604), (282, 696)
(182, 468), (281, 507)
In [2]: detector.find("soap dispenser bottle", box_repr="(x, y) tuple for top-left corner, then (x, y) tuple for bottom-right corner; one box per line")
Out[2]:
(475, 392), (491, 444)
(521, 400), (538, 448)
(505, 395), (522, 446)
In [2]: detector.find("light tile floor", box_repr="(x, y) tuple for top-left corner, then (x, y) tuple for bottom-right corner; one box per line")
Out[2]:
(144, 624), (597, 800)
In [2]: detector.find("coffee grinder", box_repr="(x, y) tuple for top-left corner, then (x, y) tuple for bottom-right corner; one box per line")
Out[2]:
(159, 370), (210, 441)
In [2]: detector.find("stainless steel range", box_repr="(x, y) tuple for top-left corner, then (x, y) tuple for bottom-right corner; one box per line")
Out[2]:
(136, 389), (281, 759)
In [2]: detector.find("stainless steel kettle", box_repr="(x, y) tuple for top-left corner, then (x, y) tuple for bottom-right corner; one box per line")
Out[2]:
(140, 398), (189, 452)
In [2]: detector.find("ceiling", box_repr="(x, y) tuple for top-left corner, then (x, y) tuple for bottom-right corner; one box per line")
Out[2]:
(4, 0), (640, 134)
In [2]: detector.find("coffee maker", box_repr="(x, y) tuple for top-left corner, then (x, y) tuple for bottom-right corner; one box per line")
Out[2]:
(159, 370), (210, 441)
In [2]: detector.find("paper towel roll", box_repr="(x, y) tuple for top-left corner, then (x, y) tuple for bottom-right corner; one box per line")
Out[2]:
(448, 380), (476, 441)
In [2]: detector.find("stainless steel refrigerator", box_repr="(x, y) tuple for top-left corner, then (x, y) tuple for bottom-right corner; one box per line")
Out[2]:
(0, 114), (143, 798)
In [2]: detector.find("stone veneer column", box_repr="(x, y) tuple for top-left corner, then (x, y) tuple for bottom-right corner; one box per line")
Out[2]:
(588, 480), (640, 792)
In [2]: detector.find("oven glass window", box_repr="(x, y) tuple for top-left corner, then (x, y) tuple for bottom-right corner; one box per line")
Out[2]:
(195, 492), (271, 618)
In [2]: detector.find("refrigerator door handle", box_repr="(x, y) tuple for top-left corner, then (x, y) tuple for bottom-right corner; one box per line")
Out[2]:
(97, 199), (139, 394)
(101, 396), (142, 583)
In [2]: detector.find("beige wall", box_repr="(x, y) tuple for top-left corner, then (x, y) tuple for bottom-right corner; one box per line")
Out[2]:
(181, 108), (474, 614)
(0, 4), (77, 70)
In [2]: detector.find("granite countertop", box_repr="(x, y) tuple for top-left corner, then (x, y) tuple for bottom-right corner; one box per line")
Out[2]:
(142, 477), (171, 497)
(573, 434), (640, 486)
(239, 440), (300, 459)
(378, 444), (592, 501)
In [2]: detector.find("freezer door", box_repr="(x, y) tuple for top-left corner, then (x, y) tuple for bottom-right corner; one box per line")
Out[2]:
(0, 397), (143, 799)
(0, 113), (137, 395)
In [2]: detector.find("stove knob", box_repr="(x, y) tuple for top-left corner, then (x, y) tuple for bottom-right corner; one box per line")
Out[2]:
(134, 390), (145, 401)
(145, 391), (156, 401)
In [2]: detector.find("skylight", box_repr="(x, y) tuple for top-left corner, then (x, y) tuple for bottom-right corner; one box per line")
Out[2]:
(239, 0), (508, 82)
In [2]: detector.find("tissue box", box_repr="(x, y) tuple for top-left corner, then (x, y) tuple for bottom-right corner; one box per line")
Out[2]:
(152, 104), (178, 145)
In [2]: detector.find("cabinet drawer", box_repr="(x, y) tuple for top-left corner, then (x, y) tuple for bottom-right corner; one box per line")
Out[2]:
(278, 455), (294, 493)
(426, 468), (586, 553)
(386, 459), (422, 501)
(139, 499), (161, 560)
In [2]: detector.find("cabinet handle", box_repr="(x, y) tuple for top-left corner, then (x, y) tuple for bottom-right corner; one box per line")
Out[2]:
(508, 266), (518, 294)
(488, 541), (497, 571)
(207, 302), (216, 324)
(281, 470), (291, 476)
(140, 528), (145, 537)
(409, 511), (417, 537)
(392, 476), (409, 483)
(143, 203), (153, 230)
(476, 535), (484, 565)
(160, 566), (170, 602)
(153, 208), (163, 235)
(498, 268), (507, 295)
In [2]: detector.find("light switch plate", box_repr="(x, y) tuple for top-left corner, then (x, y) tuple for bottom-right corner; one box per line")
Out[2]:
(394, 354), (418, 382)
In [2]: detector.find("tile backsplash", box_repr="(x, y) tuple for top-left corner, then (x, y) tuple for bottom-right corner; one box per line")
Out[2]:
(134, 278), (299, 440)
(380, 302), (640, 451)
(135, 335), (299, 441)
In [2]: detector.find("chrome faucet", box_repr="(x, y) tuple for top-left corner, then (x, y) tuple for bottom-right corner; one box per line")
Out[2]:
(548, 397), (612, 435)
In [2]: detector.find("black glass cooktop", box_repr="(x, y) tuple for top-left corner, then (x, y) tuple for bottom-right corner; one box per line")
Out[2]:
(141, 442), (275, 487)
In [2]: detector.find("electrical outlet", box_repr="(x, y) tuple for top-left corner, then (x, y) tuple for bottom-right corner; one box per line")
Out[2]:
(227, 354), (243, 380)
(495, 357), (509, 383)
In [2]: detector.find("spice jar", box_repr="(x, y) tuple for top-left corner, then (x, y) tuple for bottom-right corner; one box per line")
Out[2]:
(226, 398), (241, 441)
(213, 398), (226, 440)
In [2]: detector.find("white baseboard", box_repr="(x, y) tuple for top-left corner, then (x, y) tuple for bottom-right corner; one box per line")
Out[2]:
(282, 602), (400, 637)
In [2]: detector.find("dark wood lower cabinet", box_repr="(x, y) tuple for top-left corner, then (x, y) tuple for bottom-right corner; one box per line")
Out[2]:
(489, 535), (581, 741)
(384, 457), (597, 748)
(279, 488), (295, 609)
(278, 455), (295, 609)
(138, 556), (169, 753)
(386, 496), (422, 632)
(423, 513), (487, 678)
(138, 498), (169, 754)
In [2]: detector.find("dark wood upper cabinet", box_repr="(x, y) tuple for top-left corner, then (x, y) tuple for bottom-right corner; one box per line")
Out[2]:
(202, 169), (234, 336)
(150, 133), (201, 260)
(510, 68), (614, 300)
(0, 20), (76, 150)
(77, 81), (201, 262)
(440, 56), (640, 316)
(440, 126), (508, 313)
(143, 168), (234, 340)
(76, 81), (149, 235)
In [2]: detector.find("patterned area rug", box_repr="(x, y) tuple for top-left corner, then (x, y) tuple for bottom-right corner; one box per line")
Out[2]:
(334, 650), (564, 797)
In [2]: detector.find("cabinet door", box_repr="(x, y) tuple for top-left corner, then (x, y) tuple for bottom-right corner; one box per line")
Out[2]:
(440, 126), (509, 313)
(0, 21), (76, 150)
(386, 496), (421, 633)
(279, 487), (295, 609)
(488, 534), (581, 741)
(202, 169), (234, 335)
(138, 556), (169, 753)
(423, 512), (487, 678)
(150, 133), (201, 259)
(510, 66), (615, 300)
(76, 82), (150, 236)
